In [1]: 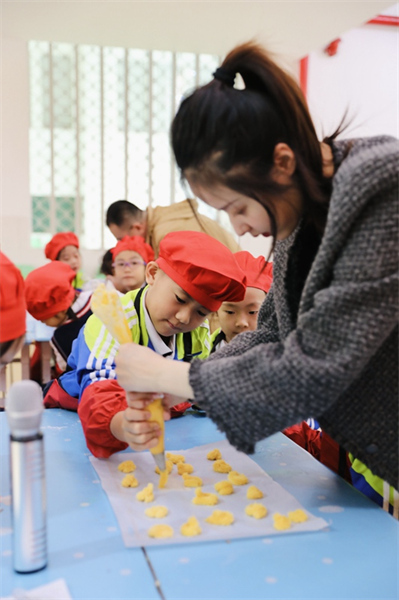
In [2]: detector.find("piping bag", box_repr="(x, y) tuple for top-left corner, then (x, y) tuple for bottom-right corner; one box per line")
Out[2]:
(91, 284), (168, 488)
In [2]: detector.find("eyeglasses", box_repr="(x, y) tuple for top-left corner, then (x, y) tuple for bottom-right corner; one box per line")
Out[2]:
(112, 260), (146, 269)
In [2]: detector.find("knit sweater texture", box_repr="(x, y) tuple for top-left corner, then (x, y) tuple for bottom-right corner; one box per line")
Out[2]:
(189, 136), (399, 488)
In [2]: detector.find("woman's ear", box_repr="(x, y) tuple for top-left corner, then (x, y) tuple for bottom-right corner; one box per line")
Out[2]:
(271, 143), (296, 183)
(145, 261), (159, 286)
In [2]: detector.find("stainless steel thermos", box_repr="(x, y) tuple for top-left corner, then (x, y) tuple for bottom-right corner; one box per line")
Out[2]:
(6, 380), (47, 573)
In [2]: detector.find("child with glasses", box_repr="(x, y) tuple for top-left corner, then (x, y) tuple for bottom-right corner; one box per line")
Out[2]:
(105, 236), (154, 294)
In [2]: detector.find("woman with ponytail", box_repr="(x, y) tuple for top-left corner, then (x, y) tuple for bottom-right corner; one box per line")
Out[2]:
(116, 42), (398, 516)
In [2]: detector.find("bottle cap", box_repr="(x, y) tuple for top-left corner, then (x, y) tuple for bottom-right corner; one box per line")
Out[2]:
(5, 380), (44, 438)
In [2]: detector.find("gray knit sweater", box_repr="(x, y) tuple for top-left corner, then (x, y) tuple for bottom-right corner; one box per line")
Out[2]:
(189, 136), (399, 488)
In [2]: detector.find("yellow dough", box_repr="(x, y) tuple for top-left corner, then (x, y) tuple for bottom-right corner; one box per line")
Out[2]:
(145, 505), (169, 518)
(205, 510), (234, 526)
(288, 509), (308, 523)
(213, 459), (232, 473)
(177, 463), (194, 475)
(118, 460), (136, 473)
(207, 448), (222, 461)
(121, 474), (139, 488)
(136, 483), (155, 503)
(192, 488), (219, 506)
(228, 471), (248, 485)
(246, 485), (263, 499)
(180, 516), (202, 537)
(158, 470), (168, 490)
(273, 513), (292, 530)
(214, 480), (234, 495)
(155, 460), (173, 474)
(166, 452), (185, 464)
(182, 474), (203, 487)
(245, 503), (268, 519)
(148, 524), (174, 539)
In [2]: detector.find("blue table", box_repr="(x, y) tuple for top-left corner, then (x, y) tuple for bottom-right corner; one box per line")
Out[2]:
(1, 409), (398, 599)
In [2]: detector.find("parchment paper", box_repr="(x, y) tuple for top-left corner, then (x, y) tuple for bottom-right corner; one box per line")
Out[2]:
(90, 440), (328, 547)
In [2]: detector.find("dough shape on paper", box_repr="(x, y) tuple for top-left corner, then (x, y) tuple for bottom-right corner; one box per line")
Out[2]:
(180, 516), (202, 537)
(205, 510), (234, 525)
(213, 459), (232, 473)
(166, 452), (185, 464)
(118, 460), (136, 473)
(182, 474), (203, 487)
(192, 488), (219, 506)
(214, 480), (234, 495)
(136, 483), (155, 503)
(288, 509), (308, 523)
(145, 505), (169, 518)
(148, 524), (174, 539)
(155, 459), (173, 474)
(177, 462), (194, 475)
(228, 471), (248, 485)
(246, 485), (263, 499)
(121, 474), (139, 488)
(207, 448), (222, 461)
(245, 503), (268, 519)
(273, 513), (291, 530)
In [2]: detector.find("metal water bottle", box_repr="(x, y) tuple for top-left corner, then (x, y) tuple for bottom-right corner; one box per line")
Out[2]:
(6, 380), (47, 573)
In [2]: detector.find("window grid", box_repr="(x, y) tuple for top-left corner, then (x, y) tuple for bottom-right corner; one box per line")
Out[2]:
(29, 41), (221, 250)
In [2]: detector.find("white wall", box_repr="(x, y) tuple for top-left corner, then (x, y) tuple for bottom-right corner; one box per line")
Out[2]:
(1, 2), (397, 274)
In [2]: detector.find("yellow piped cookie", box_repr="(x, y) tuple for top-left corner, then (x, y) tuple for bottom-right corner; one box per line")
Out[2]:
(148, 524), (174, 539)
(182, 474), (203, 487)
(136, 483), (155, 503)
(177, 463), (194, 475)
(273, 513), (291, 530)
(245, 503), (268, 519)
(205, 510), (234, 525)
(214, 480), (234, 495)
(121, 474), (139, 488)
(155, 459), (173, 475)
(288, 509), (308, 523)
(118, 460), (136, 473)
(246, 485), (263, 499)
(145, 505), (169, 518)
(180, 516), (202, 537)
(166, 452), (185, 464)
(192, 488), (219, 506)
(228, 471), (248, 485)
(207, 448), (222, 461)
(213, 459), (232, 473)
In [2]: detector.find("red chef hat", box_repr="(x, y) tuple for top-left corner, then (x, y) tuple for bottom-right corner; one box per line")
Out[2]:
(156, 231), (246, 312)
(25, 262), (76, 321)
(0, 252), (27, 343)
(45, 232), (79, 261)
(111, 236), (155, 264)
(234, 251), (273, 293)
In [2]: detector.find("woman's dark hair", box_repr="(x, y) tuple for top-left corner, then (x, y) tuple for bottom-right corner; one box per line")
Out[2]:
(100, 249), (114, 277)
(171, 42), (333, 243)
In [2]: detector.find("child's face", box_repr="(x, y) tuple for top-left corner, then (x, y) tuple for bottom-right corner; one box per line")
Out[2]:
(42, 310), (68, 328)
(58, 245), (81, 273)
(112, 250), (146, 293)
(217, 286), (266, 343)
(145, 264), (210, 337)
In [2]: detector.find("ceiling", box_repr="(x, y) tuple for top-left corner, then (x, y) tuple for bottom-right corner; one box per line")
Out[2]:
(2, 1), (397, 60)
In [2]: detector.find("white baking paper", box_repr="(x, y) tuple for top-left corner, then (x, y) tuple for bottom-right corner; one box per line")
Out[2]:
(1, 578), (72, 600)
(90, 440), (328, 547)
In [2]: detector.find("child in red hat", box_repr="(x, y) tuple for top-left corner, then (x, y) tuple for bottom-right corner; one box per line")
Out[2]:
(63, 231), (246, 458)
(211, 251), (273, 352)
(25, 262), (93, 382)
(45, 232), (85, 290)
(108, 236), (154, 293)
(0, 252), (27, 373)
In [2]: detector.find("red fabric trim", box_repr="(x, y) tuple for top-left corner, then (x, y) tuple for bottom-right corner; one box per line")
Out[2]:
(170, 401), (192, 418)
(78, 380), (129, 458)
(44, 379), (78, 411)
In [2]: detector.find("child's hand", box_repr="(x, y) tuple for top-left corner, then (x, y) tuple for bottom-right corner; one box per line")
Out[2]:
(121, 400), (164, 452)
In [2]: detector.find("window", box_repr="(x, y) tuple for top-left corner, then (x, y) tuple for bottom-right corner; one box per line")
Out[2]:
(29, 41), (223, 250)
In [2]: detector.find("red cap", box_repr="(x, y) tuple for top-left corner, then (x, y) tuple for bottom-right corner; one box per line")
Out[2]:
(111, 236), (154, 264)
(156, 231), (246, 312)
(25, 262), (76, 321)
(234, 251), (273, 293)
(45, 232), (79, 261)
(0, 252), (27, 343)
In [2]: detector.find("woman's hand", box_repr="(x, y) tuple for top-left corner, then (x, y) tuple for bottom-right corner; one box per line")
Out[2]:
(116, 344), (167, 393)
